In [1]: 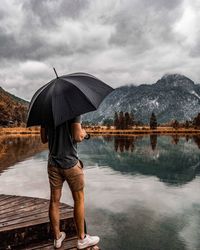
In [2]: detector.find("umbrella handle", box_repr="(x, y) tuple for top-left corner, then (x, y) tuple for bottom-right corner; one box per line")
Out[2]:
(84, 133), (90, 140)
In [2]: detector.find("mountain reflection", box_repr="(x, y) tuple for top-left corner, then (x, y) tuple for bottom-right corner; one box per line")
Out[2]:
(0, 135), (47, 174)
(114, 136), (139, 152)
(111, 134), (200, 151)
(1, 134), (200, 186)
(80, 135), (200, 186)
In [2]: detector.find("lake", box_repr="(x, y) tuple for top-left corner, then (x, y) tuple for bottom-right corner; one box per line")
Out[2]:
(0, 134), (200, 250)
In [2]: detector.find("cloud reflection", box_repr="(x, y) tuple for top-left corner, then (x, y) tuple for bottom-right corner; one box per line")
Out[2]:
(0, 155), (200, 249)
(0, 135), (200, 249)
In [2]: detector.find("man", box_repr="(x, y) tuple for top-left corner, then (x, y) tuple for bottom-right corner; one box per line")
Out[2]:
(40, 115), (100, 249)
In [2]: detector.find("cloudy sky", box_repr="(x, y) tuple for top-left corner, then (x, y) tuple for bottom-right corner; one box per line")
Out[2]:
(0, 0), (200, 101)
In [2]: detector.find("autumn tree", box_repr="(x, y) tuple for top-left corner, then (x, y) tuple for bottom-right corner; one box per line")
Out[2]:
(0, 102), (10, 125)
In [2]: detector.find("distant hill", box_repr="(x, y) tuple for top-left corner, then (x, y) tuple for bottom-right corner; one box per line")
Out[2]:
(2, 74), (200, 127)
(0, 86), (29, 126)
(82, 74), (200, 124)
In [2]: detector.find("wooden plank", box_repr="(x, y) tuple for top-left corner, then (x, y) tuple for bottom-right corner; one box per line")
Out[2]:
(0, 203), (48, 223)
(23, 236), (78, 250)
(0, 211), (73, 232)
(0, 205), (73, 227)
(0, 196), (38, 210)
(0, 195), (13, 202)
(0, 204), (73, 224)
(24, 236), (101, 250)
(0, 197), (41, 214)
(0, 211), (73, 231)
(0, 196), (72, 214)
(0, 218), (77, 249)
(0, 195), (74, 232)
(0, 195), (23, 206)
(0, 199), (47, 219)
(19, 236), (101, 250)
(0, 198), (48, 216)
(0, 195), (78, 249)
(0, 201), (68, 221)
(0, 195), (38, 204)
(0, 195), (72, 215)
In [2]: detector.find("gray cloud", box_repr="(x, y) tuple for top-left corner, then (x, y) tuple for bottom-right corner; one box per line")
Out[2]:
(0, 0), (200, 100)
(109, 0), (183, 47)
(22, 0), (89, 23)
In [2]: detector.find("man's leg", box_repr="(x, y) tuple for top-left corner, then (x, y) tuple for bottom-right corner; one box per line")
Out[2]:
(71, 189), (85, 240)
(49, 187), (62, 239)
(65, 162), (100, 249)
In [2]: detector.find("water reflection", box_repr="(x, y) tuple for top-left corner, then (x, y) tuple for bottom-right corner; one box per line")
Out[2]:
(0, 135), (47, 173)
(79, 135), (200, 186)
(171, 134), (180, 145)
(114, 136), (138, 152)
(111, 134), (200, 151)
(1, 135), (200, 187)
(193, 135), (200, 149)
(0, 135), (200, 250)
(150, 134), (157, 150)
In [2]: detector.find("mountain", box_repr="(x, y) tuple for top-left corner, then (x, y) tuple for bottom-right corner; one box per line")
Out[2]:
(0, 86), (29, 126)
(1, 73), (200, 126)
(82, 74), (200, 124)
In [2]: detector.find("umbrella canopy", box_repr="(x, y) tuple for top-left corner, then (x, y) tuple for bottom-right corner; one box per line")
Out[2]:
(26, 72), (114, 127)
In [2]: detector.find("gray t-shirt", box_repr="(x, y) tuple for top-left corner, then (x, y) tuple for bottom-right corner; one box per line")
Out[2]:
(45, 116), (81, 169)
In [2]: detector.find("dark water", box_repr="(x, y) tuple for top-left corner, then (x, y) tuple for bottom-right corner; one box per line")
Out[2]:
(0, 134), (200, 250)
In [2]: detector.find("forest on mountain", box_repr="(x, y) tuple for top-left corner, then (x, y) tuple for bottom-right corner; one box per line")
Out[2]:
(0, 87), (28, 126)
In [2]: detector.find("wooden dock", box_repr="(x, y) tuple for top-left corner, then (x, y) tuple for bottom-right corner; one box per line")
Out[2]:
(0, 195), (100, 250)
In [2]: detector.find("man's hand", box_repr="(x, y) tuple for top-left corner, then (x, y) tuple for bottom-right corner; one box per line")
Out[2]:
(71, 123), (87, 142)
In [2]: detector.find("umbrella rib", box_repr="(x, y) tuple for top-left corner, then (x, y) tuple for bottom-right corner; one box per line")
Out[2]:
(59, 78), (97, 110)
(27, 79), (55, 125)
(51, 81), (56, 126)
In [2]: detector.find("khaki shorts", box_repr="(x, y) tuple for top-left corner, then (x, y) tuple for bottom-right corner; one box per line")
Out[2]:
(47, 160), (85, 192)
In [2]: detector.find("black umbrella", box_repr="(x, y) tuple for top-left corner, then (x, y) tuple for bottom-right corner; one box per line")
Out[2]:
(26, 70), (114, 127)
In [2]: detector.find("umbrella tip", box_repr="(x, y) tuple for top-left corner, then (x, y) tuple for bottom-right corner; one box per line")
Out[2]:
(53, 67), (59, 78)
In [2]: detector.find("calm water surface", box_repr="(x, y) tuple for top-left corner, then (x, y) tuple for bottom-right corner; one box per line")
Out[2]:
(0, 134), (200, 250)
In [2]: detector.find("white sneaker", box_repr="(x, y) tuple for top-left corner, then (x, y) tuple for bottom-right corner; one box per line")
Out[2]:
(54, 231), (66, 249)
(77, 234), (100, 249)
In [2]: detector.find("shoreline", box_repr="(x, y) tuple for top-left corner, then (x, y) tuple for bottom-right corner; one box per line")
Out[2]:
(1, 127), (200, 136)
(0, 127), (40, 135)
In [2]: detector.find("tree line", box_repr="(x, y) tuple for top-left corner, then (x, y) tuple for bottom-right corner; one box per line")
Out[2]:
(171, 113), (200, 129)
(101, 111), (200, 129)
(114, 111), (135, 129)
(113, 111), (157, 129)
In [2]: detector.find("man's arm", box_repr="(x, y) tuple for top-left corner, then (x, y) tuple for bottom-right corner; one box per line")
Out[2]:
(40, 127), (48, 144)
(71, 123), (87, 142)
(70, 116), (87, 143)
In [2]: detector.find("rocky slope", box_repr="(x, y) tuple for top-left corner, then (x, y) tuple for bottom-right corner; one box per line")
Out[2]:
(0, 86), (29, 126)
(82, 74), (200, 124)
